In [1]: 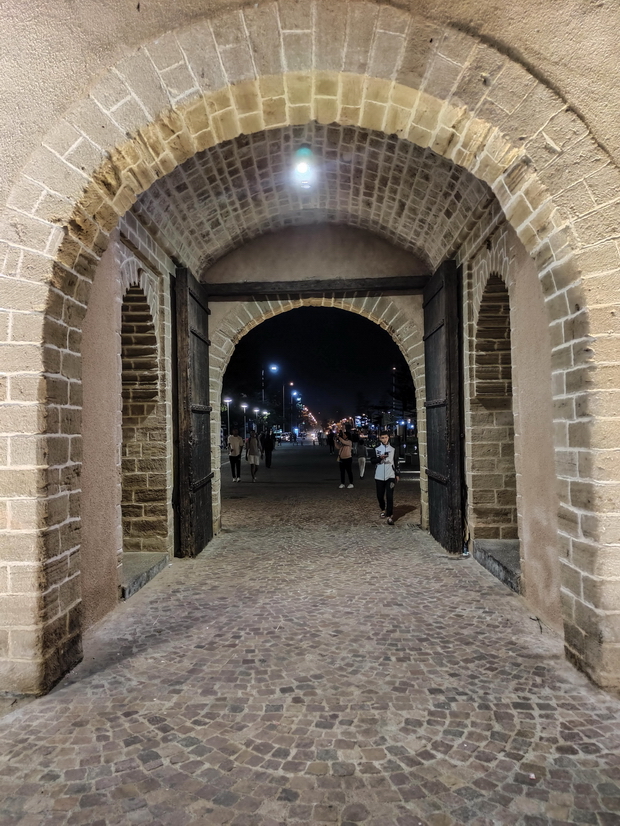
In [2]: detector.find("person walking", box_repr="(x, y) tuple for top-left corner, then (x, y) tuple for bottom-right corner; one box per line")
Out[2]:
(335, 430), (354, 489)
(261, 429), (276, 468)
(326, 430), (335, 455)
(357, 432), (368, 479)
(374, 431), (400, 524)
(245, 429), (263, 482)
(227, 427), (244, 482)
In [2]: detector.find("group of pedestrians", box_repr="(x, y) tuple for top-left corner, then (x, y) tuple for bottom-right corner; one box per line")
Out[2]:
(228, 424), (401, 526)
(333, 429), (400, 525)
(226, 428), (276, 483)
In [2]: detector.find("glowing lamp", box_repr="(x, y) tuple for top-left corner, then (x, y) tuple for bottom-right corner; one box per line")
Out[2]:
(292, 144), (315, 189)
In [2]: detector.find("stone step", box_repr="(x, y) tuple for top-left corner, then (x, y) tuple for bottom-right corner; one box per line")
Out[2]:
(121, 552), (169, 599)
(472, 539), (521, 594)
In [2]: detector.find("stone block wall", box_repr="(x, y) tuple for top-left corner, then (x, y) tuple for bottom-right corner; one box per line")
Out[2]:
(467, 402), (518, 541)
(469, 273), (517, 540)
(114, 221), (175, 559)
(475, 275), (513, 402)
(120, 285), (168, 552)
(121, 287), (159, 418)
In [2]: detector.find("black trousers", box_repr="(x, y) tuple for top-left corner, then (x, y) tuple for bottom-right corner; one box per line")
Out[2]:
(339, 457), (353, 484)
(229, 455), (241, 478)
(375, 478), (395, 517)
(264, 449), (272, 468)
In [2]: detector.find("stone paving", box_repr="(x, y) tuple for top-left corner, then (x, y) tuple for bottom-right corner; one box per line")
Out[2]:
(1, 444), (620, 825)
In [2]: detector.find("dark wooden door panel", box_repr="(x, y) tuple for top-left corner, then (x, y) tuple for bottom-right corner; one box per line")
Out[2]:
(423, 260), (463, 554)
(176, 267), (213, 558)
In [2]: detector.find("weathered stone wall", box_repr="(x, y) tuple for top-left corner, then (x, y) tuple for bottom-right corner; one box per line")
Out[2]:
(1, 1), (619, 691)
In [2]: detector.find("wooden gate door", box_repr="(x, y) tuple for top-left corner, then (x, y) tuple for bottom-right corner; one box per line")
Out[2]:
(175, 267), (213, 557)
(423, 260), (464, 554)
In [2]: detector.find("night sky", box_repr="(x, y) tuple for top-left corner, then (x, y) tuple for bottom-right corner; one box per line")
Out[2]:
(222, 307), (410, 423)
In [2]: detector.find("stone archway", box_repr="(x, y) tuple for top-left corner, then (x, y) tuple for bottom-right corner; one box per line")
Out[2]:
(1, 1), (619, 692)
(209, 294), (426, 530)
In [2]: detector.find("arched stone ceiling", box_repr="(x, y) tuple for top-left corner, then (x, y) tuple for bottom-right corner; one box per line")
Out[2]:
(132, 121), (497, 275)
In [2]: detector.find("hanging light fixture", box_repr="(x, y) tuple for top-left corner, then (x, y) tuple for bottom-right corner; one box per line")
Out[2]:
(292, 143), (315, 190)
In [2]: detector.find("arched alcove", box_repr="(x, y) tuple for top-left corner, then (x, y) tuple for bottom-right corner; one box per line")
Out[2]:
(120, 284), (165, 557)
(475, 275), (512, 406)
(121, 284), (158, 418)
(470, 274), (517, 541)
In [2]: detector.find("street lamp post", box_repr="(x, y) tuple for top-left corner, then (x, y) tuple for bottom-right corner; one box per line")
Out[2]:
(391, 365), (397, 429)
(282, 381), (293, 430)
(241, 403), (248, 439)
(290, 391), (298, 433)
(223, 397), (232, 438)
(262, 364), (278, 402)
(253, 407), (260, 434)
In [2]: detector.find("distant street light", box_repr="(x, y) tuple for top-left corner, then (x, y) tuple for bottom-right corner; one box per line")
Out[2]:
(262, 364), (278, 402)
(223, 397), (232, 436)
(282, 381), (294, 427)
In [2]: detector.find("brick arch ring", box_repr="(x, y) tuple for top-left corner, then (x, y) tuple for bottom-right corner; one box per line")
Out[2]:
(2, 1), (619, 687)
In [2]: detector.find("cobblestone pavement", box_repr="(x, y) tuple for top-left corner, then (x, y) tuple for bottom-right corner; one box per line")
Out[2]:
(2, 445), (620, 825)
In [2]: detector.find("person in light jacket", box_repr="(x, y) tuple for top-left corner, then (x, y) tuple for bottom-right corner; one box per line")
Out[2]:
(374, 431), (400, 524)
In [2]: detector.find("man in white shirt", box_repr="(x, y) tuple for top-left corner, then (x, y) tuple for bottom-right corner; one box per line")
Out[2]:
(227, 428), (244, 482)
(374, 431), (400, 525)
